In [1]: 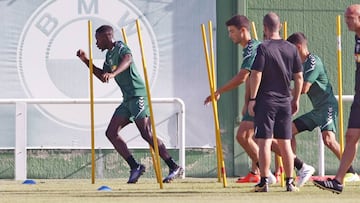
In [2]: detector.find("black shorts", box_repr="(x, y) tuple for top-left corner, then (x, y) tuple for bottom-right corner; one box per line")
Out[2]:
(254, 97), (292, 139)
(348, 93), (360, 128)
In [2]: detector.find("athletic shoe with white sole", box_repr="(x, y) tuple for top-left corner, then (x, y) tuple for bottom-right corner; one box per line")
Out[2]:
(286, 181), (299, 192)
(313, 179), (343, 194)
(344, 172), (360, 182)
(297, 163), (315, 187)
(236, 172), (260, 183)
(268, 171), (277, 185)
(163, 166), (184, 183)
(251, 182), (269, 192)
(127, 164), (145, 184)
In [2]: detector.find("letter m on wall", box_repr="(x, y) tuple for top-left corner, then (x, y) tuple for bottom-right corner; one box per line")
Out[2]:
(78, 0), (99, 14)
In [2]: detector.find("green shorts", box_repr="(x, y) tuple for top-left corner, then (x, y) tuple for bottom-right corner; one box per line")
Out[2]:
(114, 96), (150, 122)
(293, 104), (338, 132)
(241, 110), (254, 122)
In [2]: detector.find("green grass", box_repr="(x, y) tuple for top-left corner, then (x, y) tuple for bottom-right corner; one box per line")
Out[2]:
(1, 178), (359, 203)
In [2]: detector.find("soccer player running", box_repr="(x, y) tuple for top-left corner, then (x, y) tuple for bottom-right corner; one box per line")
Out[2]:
(313, 4), (360, 194)
(203, 14), (277, 184)
(287, 32), (358, 185)
(76, 25), (183, 184)
(248, 12), (303, 192)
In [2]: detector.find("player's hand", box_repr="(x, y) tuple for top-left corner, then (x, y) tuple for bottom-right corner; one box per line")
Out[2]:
(102, 72), (114, 83)
(204, 92), (220, 105)
(76, 49), (87, 61)
(291, 99), (299, 115)
(248, 100), (256, 117)
(241, 103), (247, 116)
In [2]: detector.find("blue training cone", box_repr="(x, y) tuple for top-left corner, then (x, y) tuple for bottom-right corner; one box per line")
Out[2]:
(97, 185), (112, 191)
(22, 179), (36, 185)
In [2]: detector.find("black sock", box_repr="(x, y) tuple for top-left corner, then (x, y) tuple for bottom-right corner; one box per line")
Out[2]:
(286, 177), (294, 185)
(346, 165), (356, 174)
(259, 177), (268, 186)
(165, 157), (178, 170)
(333, 179), (342, 185)
(294, 157), (304, 171)
(126, 155), (139, 170)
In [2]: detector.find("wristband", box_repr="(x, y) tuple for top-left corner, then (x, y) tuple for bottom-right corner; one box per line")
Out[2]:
(249, 98), (256, 101)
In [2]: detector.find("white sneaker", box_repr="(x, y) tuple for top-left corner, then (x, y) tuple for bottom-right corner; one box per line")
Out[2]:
(268, 171), (277, 185)
(344, 173), (360, 182)
(296, 163), (315, 187)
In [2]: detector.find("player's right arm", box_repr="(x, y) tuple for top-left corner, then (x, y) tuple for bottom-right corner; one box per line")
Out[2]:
(203, 69), (250, 105)
(76, 49), (106, 82)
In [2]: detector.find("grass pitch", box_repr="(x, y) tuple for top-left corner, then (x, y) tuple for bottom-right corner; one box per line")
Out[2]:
(1, 178), (359, 203)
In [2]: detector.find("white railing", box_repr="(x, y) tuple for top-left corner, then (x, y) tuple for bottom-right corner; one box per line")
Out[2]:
(317, 95), (353, 176)
(0, 98), (185, 180)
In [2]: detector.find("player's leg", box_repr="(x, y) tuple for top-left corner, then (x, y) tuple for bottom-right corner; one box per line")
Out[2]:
(131, 97), (183, 183)
(236, 120), (260, 183)
(334, 128), (360, 183)
(291, 112), (316, 153)
(105, 113), (131, 158)
(322, 130), (359, 181)
(271, 136), (313, 187)
(320, 105), (359, 181)
(105, 106), (145, 183)
(290, 118), (315, 186)
(236, 121), (258, 169)
(251, 101), (274, 192)
(313, 101), (360, 193)
(135, 116), (183, 183)
(253, 138), (272, 192)
(291, 122), (300, 153)
(274, 102), (298, 192)
(314, 128), (360, 194)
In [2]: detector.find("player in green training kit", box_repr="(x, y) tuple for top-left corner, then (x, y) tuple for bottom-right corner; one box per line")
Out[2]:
(287, 32), (358, 186)
(204, 14), (277, 184)
(77, 25), (183, 184)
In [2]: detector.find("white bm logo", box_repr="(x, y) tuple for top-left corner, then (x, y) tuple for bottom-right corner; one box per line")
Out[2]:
(17, 0), (159, 130)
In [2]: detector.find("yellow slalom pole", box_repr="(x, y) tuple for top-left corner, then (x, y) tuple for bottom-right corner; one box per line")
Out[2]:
(208, 21), (216, 90)
(201, 23), (227, 188)
(336, 15), (344, 155)
(121, 28), (128, 44)
(136, 19), (163, 189)
(276, 21), (288, 188)
(121, 27), (161, 184)
(251, 22), (258, 40)
(208, 21), (221, 183)
(87, 20), (96, 184)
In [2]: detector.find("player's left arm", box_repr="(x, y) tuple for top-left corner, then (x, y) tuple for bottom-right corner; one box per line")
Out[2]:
(103, 53), (132, 82)
(302, 59), (319, 94)
(292, 71), (303, 115)
(301, 82), (312, 94)
(248, 70), (262, 116)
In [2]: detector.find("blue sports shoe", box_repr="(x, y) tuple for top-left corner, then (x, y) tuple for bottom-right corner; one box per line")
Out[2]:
(163, 166), (184, 183)
(127, 164), (145, 184)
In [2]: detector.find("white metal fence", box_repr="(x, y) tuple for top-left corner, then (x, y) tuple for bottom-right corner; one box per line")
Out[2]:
(0, 98), (185, 180)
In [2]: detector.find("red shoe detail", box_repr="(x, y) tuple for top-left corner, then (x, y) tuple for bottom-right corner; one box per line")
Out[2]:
(236, 172), (260, 183)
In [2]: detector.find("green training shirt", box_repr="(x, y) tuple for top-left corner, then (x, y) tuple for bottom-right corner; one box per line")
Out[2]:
(241, 39), (261, 70)
(303, 53), (337, 108)
(103, 41), (147, 101)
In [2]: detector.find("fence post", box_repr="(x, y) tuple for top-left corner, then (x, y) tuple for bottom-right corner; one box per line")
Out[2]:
(15, 102), (27, 180)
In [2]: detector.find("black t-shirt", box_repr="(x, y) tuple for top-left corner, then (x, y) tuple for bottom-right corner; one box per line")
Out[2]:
(354, 35), (360, 94)
(251, 39), (303, 98)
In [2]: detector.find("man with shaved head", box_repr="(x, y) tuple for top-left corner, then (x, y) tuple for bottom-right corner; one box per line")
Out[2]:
(248, 12), (303, 192)
(314, 4), (360, 194)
